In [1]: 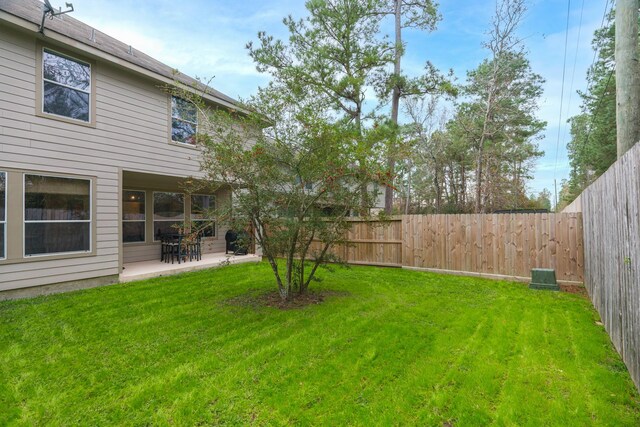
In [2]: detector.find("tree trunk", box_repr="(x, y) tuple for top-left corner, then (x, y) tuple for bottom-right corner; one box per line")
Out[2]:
(474, 148), (483, 213)
(385, 0), (403, 214)
(302, 243), (331, 291)
(434, 162), (441, 213)
(460, 164), (467, 208)
(404, 160), (411, 214)
(253, 218), (288, 299)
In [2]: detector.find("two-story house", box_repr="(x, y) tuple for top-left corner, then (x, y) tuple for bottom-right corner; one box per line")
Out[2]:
(0, 0), (258, 298)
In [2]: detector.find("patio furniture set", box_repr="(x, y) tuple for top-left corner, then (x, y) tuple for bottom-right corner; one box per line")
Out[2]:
(160, 233), (202, 264)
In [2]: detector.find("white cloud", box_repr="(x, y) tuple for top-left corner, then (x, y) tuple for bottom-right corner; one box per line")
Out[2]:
(96, 24), (170, 61)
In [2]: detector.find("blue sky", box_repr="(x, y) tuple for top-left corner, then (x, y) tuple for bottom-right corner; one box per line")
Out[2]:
(66, 0), (609, 198)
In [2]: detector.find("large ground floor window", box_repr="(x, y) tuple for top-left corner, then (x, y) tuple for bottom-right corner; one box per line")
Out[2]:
(123, 190), (220, 243)
(24, 174), (92, 256)
(190, 194), (216, 237)
(153, 192), (184, 241)
(123, 190), (145, 243)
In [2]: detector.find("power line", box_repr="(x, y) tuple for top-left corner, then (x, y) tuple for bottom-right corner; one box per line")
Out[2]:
(555, 0), (614, 207)
(561, 0), (585, 156)
(552, 0), (572, 203)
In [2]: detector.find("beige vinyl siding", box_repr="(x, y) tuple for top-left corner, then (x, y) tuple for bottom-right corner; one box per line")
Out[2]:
(122, 244), (159, 264)
(0, 30), (204, 175)
(0, 25), (217, 291)
(202, 234), (228, 254)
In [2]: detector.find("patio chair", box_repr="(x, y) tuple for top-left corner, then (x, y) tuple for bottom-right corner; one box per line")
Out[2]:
(160, 235), (169, 262)
(184, 231), (202, 262)
(161, 234), (182, 264)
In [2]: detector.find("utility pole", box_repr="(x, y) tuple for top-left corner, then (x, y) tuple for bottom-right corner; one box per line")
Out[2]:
(615, 0), (640, 158)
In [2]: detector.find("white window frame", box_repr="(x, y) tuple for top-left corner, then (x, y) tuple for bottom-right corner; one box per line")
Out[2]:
(23, 173), (92, 258)
(122, 189), (146, 244)
(0, 171), (6, 260)
(152, 191), (185, 242)
(190, 193), (216, 237)
(171, 95), (198, 145)
(41, 47), (92, 123)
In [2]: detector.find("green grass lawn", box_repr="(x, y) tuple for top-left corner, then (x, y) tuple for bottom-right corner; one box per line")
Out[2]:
(0, 263), (638, 426)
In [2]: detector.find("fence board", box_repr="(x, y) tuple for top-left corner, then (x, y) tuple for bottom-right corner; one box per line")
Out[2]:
(581, 142), (640, 392)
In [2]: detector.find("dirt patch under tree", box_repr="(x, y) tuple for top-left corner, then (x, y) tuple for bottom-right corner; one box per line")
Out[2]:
(225, 289), (349, 310)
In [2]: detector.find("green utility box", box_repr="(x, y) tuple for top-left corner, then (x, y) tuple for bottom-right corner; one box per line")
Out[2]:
(529, 268), (559, 291)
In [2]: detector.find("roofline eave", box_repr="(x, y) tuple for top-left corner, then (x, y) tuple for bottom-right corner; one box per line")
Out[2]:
(0, 9), (251, 116)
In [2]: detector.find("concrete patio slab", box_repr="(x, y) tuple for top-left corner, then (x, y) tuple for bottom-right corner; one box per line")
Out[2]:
(120, 253), (262, 283)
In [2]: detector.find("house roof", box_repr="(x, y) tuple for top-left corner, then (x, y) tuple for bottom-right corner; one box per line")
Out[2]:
(0, 0), (241, 109)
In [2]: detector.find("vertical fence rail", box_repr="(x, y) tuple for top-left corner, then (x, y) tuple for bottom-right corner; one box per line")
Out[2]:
(582, 142), (640, 391)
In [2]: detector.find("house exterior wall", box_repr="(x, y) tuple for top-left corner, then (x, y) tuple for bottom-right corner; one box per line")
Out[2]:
(0, 23), (219, 292)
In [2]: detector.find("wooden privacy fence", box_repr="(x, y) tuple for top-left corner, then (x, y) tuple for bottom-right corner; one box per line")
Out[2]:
(318, 213), (584, 285)
(402, 213), (584, 284)
(581, 142), (640, 391)
(311, 218), (405, 267)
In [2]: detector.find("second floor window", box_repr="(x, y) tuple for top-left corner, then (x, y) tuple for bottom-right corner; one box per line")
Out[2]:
(171, 96), (198, 145)
(42, 49), (91, 122)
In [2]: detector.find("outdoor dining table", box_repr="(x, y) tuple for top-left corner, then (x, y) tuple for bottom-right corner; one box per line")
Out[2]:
(160, 233), (202, 264)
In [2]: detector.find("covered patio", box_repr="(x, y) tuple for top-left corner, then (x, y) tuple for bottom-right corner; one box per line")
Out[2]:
(120, 252), (261, 283)
(118, 170), (261, 283)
